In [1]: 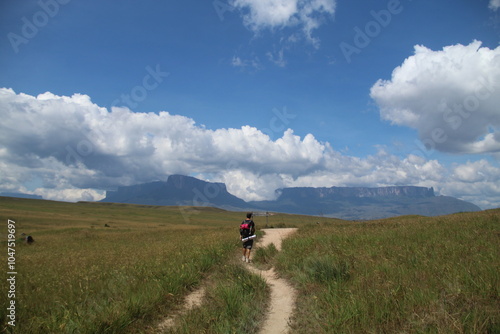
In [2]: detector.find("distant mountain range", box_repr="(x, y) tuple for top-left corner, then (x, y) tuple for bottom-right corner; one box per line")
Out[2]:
(100, 175), (481, 220)
(0, 192), (43, 200)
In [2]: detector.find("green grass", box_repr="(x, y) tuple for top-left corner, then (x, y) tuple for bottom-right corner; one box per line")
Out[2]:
(253, 242), (278, 269)
(165, 263), (269, 334)
(1, 223), (237, 333)
(0, 197), (324, 333)
(1, 197), (498, 333)
(275, 210), (500, 333)
(0, 198), (240, 333)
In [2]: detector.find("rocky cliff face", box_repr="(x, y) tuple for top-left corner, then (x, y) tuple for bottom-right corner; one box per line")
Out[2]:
(254, 185), (479, 219)
(101, 174), (248, 210)
(102, 175), (481, 220)
(277, 186), (435, 200)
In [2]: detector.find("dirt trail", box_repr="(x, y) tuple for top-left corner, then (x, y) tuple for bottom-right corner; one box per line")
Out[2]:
(249, 228), (298, 334)
(156, 286), (205, 331)
(156, 228), (298, 333)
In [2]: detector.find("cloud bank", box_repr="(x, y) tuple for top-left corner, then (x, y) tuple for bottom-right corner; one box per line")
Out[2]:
(370, 41), (500, 155)
(1, 86), (499, 208)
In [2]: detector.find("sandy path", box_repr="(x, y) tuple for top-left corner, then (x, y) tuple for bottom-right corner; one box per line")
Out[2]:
(249, 228), (298, 334)
(156, 228), (298, 333)
(256, 228), (297, 252)
(157, 286), (205, 331)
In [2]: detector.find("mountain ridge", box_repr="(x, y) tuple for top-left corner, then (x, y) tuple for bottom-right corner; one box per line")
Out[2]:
(0, 192), (43, 200)
(275, 185), (435, 199)
(100, 175), (481, 220)
(101, 175), (249, 211)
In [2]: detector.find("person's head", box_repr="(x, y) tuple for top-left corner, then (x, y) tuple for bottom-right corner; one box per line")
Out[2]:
(246, 212), (253, 219)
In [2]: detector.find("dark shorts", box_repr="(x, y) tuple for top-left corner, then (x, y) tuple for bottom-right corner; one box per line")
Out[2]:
(242, 239), (254, 249)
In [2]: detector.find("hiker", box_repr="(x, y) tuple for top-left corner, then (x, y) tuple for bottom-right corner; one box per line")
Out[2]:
(240, 212), (256, 263)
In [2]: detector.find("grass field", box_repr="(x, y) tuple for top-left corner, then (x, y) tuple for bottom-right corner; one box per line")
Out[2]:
(1, 196), (499, 333)
(275, 211), (500, 333)
(0, 197), (317, 333)
(0, 198), (242, 333)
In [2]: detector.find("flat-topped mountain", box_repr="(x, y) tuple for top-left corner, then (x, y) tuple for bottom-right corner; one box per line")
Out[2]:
(101, 174), (249, 211)
(250, 185), (480, 220)
(276, 185), (435, 199)
(101, 175), (481, 220)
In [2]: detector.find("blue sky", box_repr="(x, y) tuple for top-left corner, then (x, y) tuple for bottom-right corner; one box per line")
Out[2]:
(0, 0), (499, 209)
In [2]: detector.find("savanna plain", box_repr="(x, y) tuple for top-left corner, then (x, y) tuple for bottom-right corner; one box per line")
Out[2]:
(0, 196), (499, 333)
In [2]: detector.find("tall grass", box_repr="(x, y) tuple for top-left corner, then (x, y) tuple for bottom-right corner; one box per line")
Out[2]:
(0, 227), (237, 333)
(252, 243), (278, 270)
(0, 198), (245, 333)
(0, 197), (319, 333)
(276, 210), (500, 333)
(4, 197), (497, 333)
(166, 263), (269, 334)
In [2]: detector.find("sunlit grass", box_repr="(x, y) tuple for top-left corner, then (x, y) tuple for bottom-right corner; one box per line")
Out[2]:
(168, 263), (269, 334)
(276, 210), (500, 333)
(252, 242), (278, 270)
(1, 226), (236, 333)
(0, 197), (328, 333)
(0, 198), (240, 333)
(3, 197), (496, 333)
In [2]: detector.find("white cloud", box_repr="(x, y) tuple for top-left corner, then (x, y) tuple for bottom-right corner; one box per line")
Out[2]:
(370, 41), (500, 155)
(266, 48), (286, 67)
(489, 0), (500, 11)
(452, 159), (500, 183)
(232, 56), (245, 67)
(209, 170), (286, 201)
(0, 88), (327, 201)
(34, 188), (106, 202)
(232, 0), (299, 30)
(1, 88), (499, 209)
(231, 55), (262, 69)
(232, 0), (335, 46)
(443, 161), (500, 209)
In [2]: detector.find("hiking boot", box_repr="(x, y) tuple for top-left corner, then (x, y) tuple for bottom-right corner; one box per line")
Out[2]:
(242, 256), (246, 262)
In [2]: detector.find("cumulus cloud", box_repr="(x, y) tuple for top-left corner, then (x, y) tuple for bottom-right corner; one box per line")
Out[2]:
(370, 41), (500, 155)
(489, 0), (500, 11)
(452, 159), (499, 183)
(446, 159), (500, 208)
(232, 0), (336, 47)
(232, 0), (299, 29)
(0, 88), (326, 201)
(1, 88), (499, 209)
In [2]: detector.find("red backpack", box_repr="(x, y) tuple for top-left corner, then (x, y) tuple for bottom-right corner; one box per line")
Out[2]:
(240, 221), (252, 238)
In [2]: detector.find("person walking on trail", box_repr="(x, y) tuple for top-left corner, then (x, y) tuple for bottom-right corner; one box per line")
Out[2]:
(240, 212), (256, 263)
